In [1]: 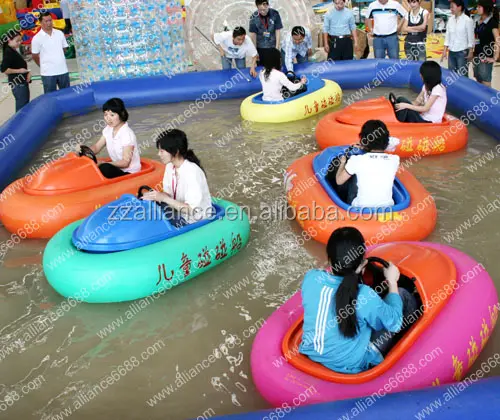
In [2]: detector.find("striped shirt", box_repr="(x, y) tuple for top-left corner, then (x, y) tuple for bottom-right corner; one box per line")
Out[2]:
(367, 0), (406, 36)
(281, 28), (313, 72)
(299, 269), (403, 373)
(323, 7), (356, 36)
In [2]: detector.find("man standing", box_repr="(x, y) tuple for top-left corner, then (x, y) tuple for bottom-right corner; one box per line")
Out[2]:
(249, 0), (283, 61)
(323, 0), (358, 61)
(365, 0), (406, 59)
(281, 26), (313, 72)
(213, 27), (258, 77)
(31, 12), (70, 94)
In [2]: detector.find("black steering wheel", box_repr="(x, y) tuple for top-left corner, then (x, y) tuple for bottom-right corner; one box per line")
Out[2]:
(366, 256), (390, 269)
(79, 145), (97, 164)
(137, 185), (153, 199)
(388, 92), (397, 112)
(285, 71), (298, 82)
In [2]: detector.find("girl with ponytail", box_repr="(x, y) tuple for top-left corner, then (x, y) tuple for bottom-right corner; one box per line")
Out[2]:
(259, 48), (306, 102)
(299, 227), (417, 373)
(142, 129), (212, 226)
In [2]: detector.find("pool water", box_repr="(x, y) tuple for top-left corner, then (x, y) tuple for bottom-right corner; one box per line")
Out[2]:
(1, 87), (499, 419)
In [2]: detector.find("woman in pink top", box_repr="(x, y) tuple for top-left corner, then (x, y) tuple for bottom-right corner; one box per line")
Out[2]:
(393, 61), (447, 123)
(78, 98), (141, 178)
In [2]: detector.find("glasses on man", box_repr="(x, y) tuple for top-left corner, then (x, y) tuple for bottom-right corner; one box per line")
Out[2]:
(409, 0), (419, 3)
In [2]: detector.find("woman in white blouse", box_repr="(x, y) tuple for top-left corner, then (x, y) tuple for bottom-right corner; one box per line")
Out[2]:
(441, 0), (475, 76)
(142, 129), (212, 227)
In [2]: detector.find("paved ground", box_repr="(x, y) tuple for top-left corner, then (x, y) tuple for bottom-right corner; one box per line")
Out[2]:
(0, 50), (499, 127)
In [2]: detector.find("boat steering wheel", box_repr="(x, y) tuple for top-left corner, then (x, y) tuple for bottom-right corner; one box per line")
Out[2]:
(366, 256), (390, 269)
(388, 92), (397, 112)
(79, 145), (97, 164)
(285, 71), (299, 82)
(137, 185), (154, 199)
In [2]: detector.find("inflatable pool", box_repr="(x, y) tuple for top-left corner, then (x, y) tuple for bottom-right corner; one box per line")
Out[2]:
(316, 96), (468, 157)
(0, 150), (164, 239)
(250, 242), (499, 407)
(1, 60), (500, 191)
(42, 196), (250, 303)
(284, 146), (436, 245)
(240, 78), (342, 123)
(211, 377), (500, 419)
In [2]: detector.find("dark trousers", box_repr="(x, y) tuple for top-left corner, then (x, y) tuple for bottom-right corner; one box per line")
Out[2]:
(328, 36), (353, 61)
(64, 18), (72, 34)
(12, 83), (30, 112)
(371, 288), (419, 356)
(395, 96), (429, 123)
(41, 73), (70, 94)
(99, 163), (128, 179)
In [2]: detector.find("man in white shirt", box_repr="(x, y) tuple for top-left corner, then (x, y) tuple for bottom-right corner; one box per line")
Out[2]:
(365, 0), (406, 59)
(441, 2), (474, 77)
(281, 26), (313, 73)
(31, 12), (70, 94)
(213, 27), (258, 78)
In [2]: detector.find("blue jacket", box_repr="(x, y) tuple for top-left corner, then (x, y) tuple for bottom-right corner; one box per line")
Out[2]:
(299, 269), (403, 373)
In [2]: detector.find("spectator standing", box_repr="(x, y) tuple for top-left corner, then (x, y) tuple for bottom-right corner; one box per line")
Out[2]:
(402, 0), (429, 60)
(213, 27), (258, 77)
(365, 0), (406, 59)
(441, 0), (474, 77)
(1, 31), (31, 112)
(281, 26), (313, 73)
(249, 0), (283, 62)
(31, 12), (70, 93)
(323, 0), (358, 61)
(60, 0), (72, 35)
(473, 0), (499, 87)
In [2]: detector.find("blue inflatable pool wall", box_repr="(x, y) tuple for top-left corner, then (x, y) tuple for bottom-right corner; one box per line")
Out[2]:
(1, 59), (499, 190)
(210, 377), (500, 419)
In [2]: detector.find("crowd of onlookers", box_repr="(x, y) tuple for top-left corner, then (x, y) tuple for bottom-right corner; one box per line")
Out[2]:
(1, 0), (499, 113)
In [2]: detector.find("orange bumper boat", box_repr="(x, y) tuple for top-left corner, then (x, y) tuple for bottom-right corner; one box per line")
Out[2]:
(0, 151), (164, 239)
(316, 97), (468, 157)
(284, 146), (437, 245)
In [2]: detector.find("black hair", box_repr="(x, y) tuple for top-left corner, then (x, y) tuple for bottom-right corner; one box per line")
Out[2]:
(291, 26), (306, 37)
(102, 98), (129, 122)
(156, 129), (204, 171)
(419, 60), (442, 94)
(261, 48), (281, 81)
(359, 120), (390, 152)
(327, 227), (366, 338)
(2, 30), (21, 53)
(233, 27), (246, 38)
(451, 0), (471, 16)
(39, 11), (52, 22)
(478, 0), (499, 21)
(255, 0), (269, 6)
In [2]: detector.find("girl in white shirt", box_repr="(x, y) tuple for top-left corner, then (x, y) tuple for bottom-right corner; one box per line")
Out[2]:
(394, 61), (447, 123)
(80, 98), (141, 178)
(259, 48), (307, 102)
(142, 129), (212, 227)
(441, 0), (475, 76)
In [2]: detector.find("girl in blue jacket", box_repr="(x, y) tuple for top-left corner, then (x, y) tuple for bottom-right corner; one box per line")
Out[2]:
(299, 227), (418, 373)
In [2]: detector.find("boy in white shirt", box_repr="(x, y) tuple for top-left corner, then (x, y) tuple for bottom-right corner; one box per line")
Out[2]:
(336, 120), (400, 208)
(213, 27), (258, 77)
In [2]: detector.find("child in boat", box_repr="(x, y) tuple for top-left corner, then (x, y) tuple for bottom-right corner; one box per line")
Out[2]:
(394, 61), (447, 123)
(259, 48), (307, 102)
(335, 120), (400, 208)
(78, 98), (141, 179)
(141, 129), (212, 227)
(299, 226), (418, 373)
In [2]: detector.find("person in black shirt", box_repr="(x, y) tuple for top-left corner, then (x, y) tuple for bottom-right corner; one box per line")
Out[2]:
(1, 31), (31, 112)
(473, 0), (499, 87)
(249, 0), (283, 63)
